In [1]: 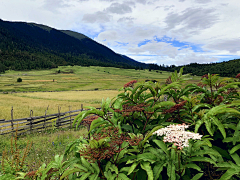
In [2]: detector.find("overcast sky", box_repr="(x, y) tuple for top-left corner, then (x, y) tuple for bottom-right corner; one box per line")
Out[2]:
(0, 0), (240, 66)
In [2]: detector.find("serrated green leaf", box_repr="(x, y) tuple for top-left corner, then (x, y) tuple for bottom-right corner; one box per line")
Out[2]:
(78, 172), (92, 180)
(105, 161), (112, 171)
(81, 156), (94, 173)
(153, 139), (169, 155)
(88, 173), (99, 180)
(60, 167), (85, 180)
(167, 161), (176, 180)
(153, 162), (166, 180)
(229, 144), (240, 154)
(118, 173), (131, 180)
(192, 103), (211, 112)
(184, 163), (202, 172)
(109, 163), (118, 174)
(140, 162), (153, 180)
(219, 168), (240, 180)
(187, 157), (217, 166)
(127, 162), (139, 175)
(191, 149), (220, 157)
(89, 121), (108, 133)
(120, 167), (131, 173)
(142, 126), (163, 145)
(194, 120), (203, 133)
(231, 153), (240, 166)
(191, 173), (203, 180)
(210, 116), (226, 138)
(137, 153), (157, 163)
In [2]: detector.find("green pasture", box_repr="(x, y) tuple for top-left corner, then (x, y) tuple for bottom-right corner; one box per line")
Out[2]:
(0, 66), (174, 92)
(0, 66), (202, 120)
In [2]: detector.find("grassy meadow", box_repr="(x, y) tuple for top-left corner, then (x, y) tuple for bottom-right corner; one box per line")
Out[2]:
(0, 66), (201, 120)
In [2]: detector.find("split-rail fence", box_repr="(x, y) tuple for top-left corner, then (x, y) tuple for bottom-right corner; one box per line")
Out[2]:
(0, 105), (99, 136)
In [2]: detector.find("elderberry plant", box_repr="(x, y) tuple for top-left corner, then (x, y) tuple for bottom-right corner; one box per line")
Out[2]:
(18, 68), (240, 180)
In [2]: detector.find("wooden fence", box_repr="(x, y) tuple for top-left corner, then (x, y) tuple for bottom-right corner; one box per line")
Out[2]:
(0, 105), (97, 136)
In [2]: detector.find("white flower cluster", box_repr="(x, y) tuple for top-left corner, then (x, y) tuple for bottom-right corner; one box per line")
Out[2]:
(153, 123), (202, 150)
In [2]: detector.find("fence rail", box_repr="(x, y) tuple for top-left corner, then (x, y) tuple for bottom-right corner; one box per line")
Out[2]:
(0, 105), (96, 136)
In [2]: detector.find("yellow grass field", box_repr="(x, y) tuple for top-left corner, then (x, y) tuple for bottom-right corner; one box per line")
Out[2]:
(0, 90), (120, 120)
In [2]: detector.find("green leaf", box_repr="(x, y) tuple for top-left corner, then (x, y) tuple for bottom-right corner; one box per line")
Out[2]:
(109, 163), (118, 174)
(113, 98), (123, 109)
(142, 125), (163, 145)
(153, 139), (169, 155)
(89, 121), (108, 133)
(167, 161), (176, 180)
(137, 153), (157, 163)
(78, 172), (92, 180)
(192, 104), (211, 112)
(219, 168), (240, 180)
(105, 161), (112, 171)
(120, 167), (131, 173)
(60, 167), (85, 180)
(81, 156), (94, 173)
(91, 162), (100, 174)
(89, 139), (98, 148)
(229, 144), (240, 154)
(88, 173), (99, 180)
(191, 149), (220, 157)
(74, 164), (88, 172)
(231, 153), (240, 166)
(153, 162), (166, 180)
(191, 173), (203, 180)
(128, 162), (139, 175)
(140, 162), (153, 180)
(205, 119), (214, 136)
(194, 120), (203, 134)
(210, 116), (226, 138)
(187, 157), (217, 166)
(118, 173), (131, 180)
(184, 163), (202, 172)
(73, 109), (105, 129)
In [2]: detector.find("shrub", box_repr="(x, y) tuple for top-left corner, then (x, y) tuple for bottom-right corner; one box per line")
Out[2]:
(17, 78), (22, 82)
(15, 69), (240, 180)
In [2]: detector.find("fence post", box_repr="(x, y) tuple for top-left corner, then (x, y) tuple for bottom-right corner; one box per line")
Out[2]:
(69, 106), (72, 129)
(43, 106), (49, 131)
(44, 110), (47, 130)
(11, 106), (14, 136)
(57, 106), (61, 128)
(0, 119), (4, 135)
(29, 110), (33, 134)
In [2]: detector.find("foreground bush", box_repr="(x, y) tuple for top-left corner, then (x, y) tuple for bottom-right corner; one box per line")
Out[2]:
(3, 69), (240, 179)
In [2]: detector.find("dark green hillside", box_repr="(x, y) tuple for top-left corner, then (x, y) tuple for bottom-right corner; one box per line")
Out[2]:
(173, 59), (240, 77)
(0, 19), (147, 73)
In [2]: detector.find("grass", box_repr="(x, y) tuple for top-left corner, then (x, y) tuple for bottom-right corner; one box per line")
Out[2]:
(0, 127), (88, 172)
(0, 90), (120, 120)
(0, 66), (181, 120)
(0, 67), (238, 177)
(0, 66), (173, 92)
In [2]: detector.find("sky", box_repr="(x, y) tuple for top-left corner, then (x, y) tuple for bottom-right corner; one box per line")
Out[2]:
(0, 0), (240, 66)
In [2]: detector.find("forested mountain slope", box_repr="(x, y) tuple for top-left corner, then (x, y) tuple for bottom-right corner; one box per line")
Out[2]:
(0, 19), (148, 73)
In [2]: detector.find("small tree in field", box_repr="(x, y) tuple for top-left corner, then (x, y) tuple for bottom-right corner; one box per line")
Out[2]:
(17, 78), (22, 82)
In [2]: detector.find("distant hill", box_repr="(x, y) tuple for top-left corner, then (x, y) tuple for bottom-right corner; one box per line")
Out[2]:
(0, 19), (148, 73)
(172, 59), (240, 77)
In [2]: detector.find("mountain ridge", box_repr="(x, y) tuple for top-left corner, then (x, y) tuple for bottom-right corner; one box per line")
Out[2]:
(0, 19), (148, 73)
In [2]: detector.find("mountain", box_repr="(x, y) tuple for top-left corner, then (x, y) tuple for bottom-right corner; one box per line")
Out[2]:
(0, 19), (148, 73)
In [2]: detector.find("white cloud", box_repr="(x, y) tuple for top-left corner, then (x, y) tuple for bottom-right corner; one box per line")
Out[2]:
(82, 11), (112, 23)
(0, 0), (240, 66)
(105, 2), (132, 14)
